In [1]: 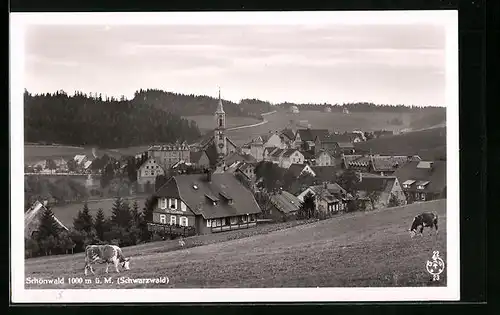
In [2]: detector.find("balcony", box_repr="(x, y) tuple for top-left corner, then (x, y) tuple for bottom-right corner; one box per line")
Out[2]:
(211, 222), (257, 233)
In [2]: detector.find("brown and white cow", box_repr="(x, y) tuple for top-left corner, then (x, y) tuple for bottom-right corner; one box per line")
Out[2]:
(84, 244), (131, 275)
(409, 212), (439, 238)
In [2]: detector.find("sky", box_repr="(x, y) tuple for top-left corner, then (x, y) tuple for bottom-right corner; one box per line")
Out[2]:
(24, 24), (446, 106)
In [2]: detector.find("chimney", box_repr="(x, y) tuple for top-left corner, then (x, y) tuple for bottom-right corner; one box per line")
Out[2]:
(323, 181), (328, 189)
(206, 168), (212, 182)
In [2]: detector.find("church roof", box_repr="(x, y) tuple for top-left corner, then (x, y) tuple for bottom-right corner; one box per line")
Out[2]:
(215, 88), (225, 114)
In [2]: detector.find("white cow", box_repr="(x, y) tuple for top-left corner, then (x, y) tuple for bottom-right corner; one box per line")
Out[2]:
(84, 244), (131, 275)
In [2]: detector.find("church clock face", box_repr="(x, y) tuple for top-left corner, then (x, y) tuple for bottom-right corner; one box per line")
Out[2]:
(218, 143), (224, 149)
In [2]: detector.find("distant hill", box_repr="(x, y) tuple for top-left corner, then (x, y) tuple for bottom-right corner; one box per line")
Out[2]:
(131, 89), (274, 119)
(354, 127), (446, 160)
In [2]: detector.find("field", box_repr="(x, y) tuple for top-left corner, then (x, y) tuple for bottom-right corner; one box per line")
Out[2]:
(225, 110), (415, 146)
(355, 127), (446, 160)
(50, 197), (149, 229)
(25, 199), (447, 289)
(183, 115), (262, 132)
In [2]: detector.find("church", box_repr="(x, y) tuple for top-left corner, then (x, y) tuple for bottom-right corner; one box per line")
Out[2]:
(191, 89), (239, 168)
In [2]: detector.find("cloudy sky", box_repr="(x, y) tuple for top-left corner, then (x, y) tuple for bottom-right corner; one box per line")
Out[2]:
(24, 24), (446, 106)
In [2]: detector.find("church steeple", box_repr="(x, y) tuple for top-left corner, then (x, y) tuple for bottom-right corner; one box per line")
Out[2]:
(215, 87), (225, 114)
(214, 87), (227, 158)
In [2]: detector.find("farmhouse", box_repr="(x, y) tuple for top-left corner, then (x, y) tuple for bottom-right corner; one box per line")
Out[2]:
(355, 173), (407, 210)
(25, 200), (69, 238)
(314, 135), (341, 157)
(267, 190), (301, 221)
(136, 157), (165, 192)
(273, 149), (305, 168)
(279, 128), (296, 148)
(393, 160), (446, 203)
(298, 182), (350, 214)
(243, 131), (285, 161)
(289, 105), (299, 113)
(149, 172), (261, 236)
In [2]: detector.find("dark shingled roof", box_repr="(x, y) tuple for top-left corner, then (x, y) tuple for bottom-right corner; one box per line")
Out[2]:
(356, 174), (396, 193)
(282, 149), (299, 158)
(270, 191), (301, 214)
(224, 151), (256, 165)
(281, 128), (295, 140)
(393, 160), (446, 194)
(190, 151), (203, 163)
(287, 163), (310, 178)
(155, 173), (261, 219)
(270, 148), (285, 158)
(310, 166), (337, 182)
(297, 129), (330, 142)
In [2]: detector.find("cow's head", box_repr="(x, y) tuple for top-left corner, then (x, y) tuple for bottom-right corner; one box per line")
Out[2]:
(408, 228), (416, 238)
(122, 257), (131, 270)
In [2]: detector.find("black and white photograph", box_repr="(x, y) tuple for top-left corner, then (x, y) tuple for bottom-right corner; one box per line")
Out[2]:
(10, 11), (459, 303)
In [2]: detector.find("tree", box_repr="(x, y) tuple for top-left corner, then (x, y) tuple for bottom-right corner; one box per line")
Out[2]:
(110, 197), (132, 229)
(337, 169), (360, 195)
(254, 161), (286, 192)
(36, 206), (61, 241)
(100, 163), (114, 188)
(66, 158), (78, 173)
(298, 192), (315, 219)
(58, 230), (76, 254)
(45, 159), (57, 174)
(93, 208), (106, 241)
(73, 201), (94, 233)
(254, 191), (273, 216)
(388, 193), (403, 208)
(25, 237), (40, 258)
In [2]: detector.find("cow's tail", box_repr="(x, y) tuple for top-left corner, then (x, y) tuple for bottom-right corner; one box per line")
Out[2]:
(116, 247), (126, 262)
(433, 213), (439, 233)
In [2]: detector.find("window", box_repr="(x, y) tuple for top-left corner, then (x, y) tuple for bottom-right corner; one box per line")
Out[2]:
(170, 216), (176, 225)
(249, 214), (256, 222)
(242, 215), (247, 223)
(169, 198), (177, 209)
(219, 118), (223, 127)
(180, 217), (188, 226)
(151, 171), (155, 176)
(212, 219), (217, 227)
(159, 214), (167, 224)
(420, 193), (426, 201)
(160, 198), (167, 209)
(207, 219), (212, 227)
(230, 216), (237, 225)
(219, 134), (224, 140)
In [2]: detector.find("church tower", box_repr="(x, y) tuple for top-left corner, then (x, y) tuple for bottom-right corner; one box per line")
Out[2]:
(214, 87), (227, 159)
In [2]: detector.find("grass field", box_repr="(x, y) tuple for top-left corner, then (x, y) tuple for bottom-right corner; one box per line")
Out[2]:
(355, 127), (446, 160)
(25, 199), (447, 289)
(225, 110), (415, 146)
(50, 197), (149, 229)
(183, 115), (262, 132)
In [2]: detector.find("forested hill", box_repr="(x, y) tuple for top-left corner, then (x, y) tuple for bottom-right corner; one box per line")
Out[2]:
(24, 90), (201, 148)
(132, 89), (274, 118)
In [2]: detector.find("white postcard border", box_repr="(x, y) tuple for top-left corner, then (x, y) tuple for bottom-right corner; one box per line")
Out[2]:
(10, 10), (459, 303)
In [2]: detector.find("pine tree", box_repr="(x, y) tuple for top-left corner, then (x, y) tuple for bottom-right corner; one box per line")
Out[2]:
(37, 206), (61, 241)
(73, 201), (94, 233)
(110, 197), (132, 229)
(93, 208), (106, 241)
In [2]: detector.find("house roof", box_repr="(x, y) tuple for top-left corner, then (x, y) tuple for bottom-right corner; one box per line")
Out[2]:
(301, 150), (315, 159)
(190, 151), (204, 163)
(325, 134), (353, 143)
(270, 191), (301, 214)
(155, 173), (261, 219)
(281, 128), (295, 140)
(204, 143), (219, 166)
(310, 166), (337, 182)
(371, 155), (410, 172)
(264, 147), (278, 156)
(338, 142), (355, 149)
(287, 163), (309, 178)
(307, 183), (348, 203)
(343, 155), (371, 167)
(356, 174), (397, 193)
(282, 149), (299, 158)
(197, 131), (239, 151)
(238, 162), (254, 173)
(270, 148), (285, 158)
(315, 150), (332, 159)
(25, 200), (69, 238)
(393, 160), (446, 194)
(223, 151), (256, 165)
(297, 129), (330, 142)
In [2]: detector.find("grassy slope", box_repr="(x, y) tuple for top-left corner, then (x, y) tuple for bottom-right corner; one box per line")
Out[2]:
(25, 199), (447, 289)
(355, 127), (446, 160)
(183, 115), (262, 132)
(226, 111), (414, 146)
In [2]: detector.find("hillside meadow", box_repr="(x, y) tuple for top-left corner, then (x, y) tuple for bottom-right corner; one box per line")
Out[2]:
(355, 127), (446, 160)
(183, 115), (262, 132)
(25, 199), (447, 289)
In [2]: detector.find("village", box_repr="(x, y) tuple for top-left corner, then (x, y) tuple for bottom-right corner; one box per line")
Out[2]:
(24, 89), (447, 258)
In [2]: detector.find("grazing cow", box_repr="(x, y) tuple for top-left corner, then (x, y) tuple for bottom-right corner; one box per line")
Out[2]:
(409, 212), (438, 238)
(84, 244), (130, 276)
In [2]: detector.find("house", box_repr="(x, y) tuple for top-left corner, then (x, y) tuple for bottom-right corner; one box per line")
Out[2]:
(324, 106), (332, 113)
(267, 190), (301, 221)
(223, 151), (256, 166)
(270, 149), (304, 169)
(310, 166), (339, 184)
(235, 162), (256, 181)
(147, 141), (191, 172)
(293, 128), (330, 151)
(297, 182), (350, 214)
(342, 155), (371, 172)
(301, 150), (315, 165)
(279, 128), (296, 148)
(74, 154), (88, 165)
(137, 157), (165, 192)
(287, 163), (316, 178)
(25, 200), (69, 238)
(354, 173), (407, 210)
(370, 155), (414, 176)
(315, 150), (334, 166)
(314, 135), (341, 157)
(190, 150), (211, 169)
(289, 105), (299, 113)
(321, 134), (356, 155)
(150, 172), (262, 235)
(393, 160), (446, 203)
